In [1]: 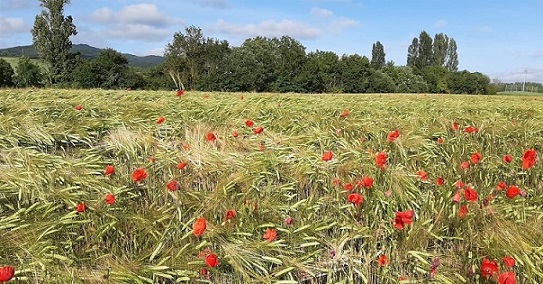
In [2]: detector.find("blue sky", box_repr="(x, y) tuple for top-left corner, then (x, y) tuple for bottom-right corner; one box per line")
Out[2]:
(1, 0), (542, 83)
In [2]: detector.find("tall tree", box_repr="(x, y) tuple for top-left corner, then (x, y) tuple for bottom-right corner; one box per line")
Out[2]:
(32, 0), (77, 83)
(445, 38), (459, 71)
(406, 38), (419, 68)
(371, 41), (386, 69)
(417, 31), (433, 68)
(432, 33), (449, 66)
(0, 58), (15, 87)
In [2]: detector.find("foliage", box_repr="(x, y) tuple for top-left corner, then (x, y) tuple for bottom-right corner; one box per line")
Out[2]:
(0, 58), (15, 87)
(14, 56), (43, 87)
(1, 90), (543, 283)
(371, 41), (386, 70)
(73, 48), (135, 89)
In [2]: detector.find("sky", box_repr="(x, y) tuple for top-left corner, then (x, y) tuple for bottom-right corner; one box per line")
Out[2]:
(1, 0), (542, 83)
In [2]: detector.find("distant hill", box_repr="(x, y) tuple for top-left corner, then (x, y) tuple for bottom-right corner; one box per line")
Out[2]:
(0, 44), (164, 68)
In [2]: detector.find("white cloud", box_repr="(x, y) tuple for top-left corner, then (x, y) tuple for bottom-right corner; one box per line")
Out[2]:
(331, 17), (358, 30)
(195, 0), (229, 8)
(435, 20), (446, 28)
(0, 0), (33, 10)
(214, 19), (321, 39)
(311, 7), (334, 18)
(106, 24), (171, 41)
(0, 17), (29, 34)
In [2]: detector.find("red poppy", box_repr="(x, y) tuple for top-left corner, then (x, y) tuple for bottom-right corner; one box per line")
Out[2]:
(284, 216), (293, 225)
(506, 185), (520, 199)
(149, 156), (156, 163)
(206, 253), (219, 267)
(75, 104), (83, 111)
(183, 144), (191, 151)
(339, 110), (350, 118)
(461, 161), (470, 170)
(522, 149), (537, 169)
(76, 202), (86, 213)
(200, 268), (208, 277)
(347, 193), (364, 206)
(497, 181), (507, 190)
(430, 257), (440, 278)
(375, 152), (388, 169)
(156, 116), (165, 124)
(177, 161), (188, 170)
(259, 143), (265, 151)
(332, 178), (341, 187)
(377, 254), (389, 266)
(459, 205), (469, 217)
(464, 126), (479, 134)
(498, 272), (516, 284)
(343, 183), (353, 191)
(167, 180), (180, 192)
(0, 266), (15, 282)
(437, 137), (444, 144)
(245, 119), (254, 128)
(387, 129), (400, 142)
(225, 209), (236, 221)
(503, 155), (513, 163)
(416, 170), (428, 181)
(464, 187), (478, 202)
(176, 89), (185, 96)
(452, 121), (459, 131)
(452, 190), (462, 203)
(436, 177), (445, 186)
(263, 228), (277, 242)
(253, 126), (264, 135)
(104, 165), (115, 176)
(322, 151), (334, 161)
(131, 168), (147, 183)
(232, 131), (239, 138)
(360, 176), (374, 189)
(503, 256), (516, 268)
(206, 132), (216, 142)
(454, 180), (465, 189)
(193, 217), (207, 237)
(105, 193), (116, 205)
(481, 258), (499, 278)
(471, 152), (482, 164)
(393, 210), (414, 230)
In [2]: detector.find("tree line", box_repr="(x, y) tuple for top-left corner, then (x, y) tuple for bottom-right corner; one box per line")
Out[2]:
(0, 0), (499, 95)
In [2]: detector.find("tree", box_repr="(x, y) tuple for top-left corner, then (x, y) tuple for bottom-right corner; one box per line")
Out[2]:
(445, 38), (459, 71)
(297, 51), (341, 93)
(0, 58), (15, 87)
(32, 0), (77, 83)
(432, 33), (449, 66)
(417, 31), (433, 68)
(371, 41), (386, 69)
(15, 56), (43, 87)
(406, 38), (419, 68)
(272, 36), (307, 92)
(74, 48), (130, 89)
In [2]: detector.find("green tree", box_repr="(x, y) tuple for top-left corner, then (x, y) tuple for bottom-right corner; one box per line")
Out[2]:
(297, 51), (341, 93)
(15, 56), (43, 87)
(32, 0), (77, 83)
(371, 41), (386, 69)
(0, 58), (15, 87)
(445, 38), (459, 71)
(339, 54), (372, 93)
(417, 31), (433, 68)
(73, 48), (130, 89)
(271, 36), (307, 92)
(406, 38), (419, 68)
(164, 26), (206, 90)
(432, 33), (449, 66)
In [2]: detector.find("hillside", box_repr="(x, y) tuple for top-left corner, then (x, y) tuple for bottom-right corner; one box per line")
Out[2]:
(0, 44), (164, 67)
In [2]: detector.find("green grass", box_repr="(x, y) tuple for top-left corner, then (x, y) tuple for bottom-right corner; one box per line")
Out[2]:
(1, 90), (542, 283)
(0, 56), (43, 71)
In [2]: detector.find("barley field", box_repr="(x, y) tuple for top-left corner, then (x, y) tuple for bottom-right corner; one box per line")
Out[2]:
(0, 89), (542, 283)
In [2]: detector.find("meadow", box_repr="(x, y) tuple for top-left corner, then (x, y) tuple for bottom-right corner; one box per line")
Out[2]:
(0, 89), (542, 283)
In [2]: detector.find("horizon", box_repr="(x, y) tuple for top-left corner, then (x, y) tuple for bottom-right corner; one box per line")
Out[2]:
(1, 0), (542, 83)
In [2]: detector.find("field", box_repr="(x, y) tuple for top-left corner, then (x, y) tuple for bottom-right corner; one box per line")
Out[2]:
(0, 89), (542, 283)
(0, 56), (42, 71)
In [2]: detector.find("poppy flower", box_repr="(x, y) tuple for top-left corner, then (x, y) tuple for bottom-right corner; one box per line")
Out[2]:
(522, 149), (537, 169)
(167, 180), (180, 192)
(105, 193), (116, 205)
(206, 132), (216, 142)
(149, 156), (156, 163)
(452, 121), (459, 130)
(206, 253), (219, 267)
(464, 187), (478, 202)
(436, 177), (445, 186)
(377, 254), (389, 266)
(183, 144), (191, 151)
(156, 116), (165, 124)
(193, 217), (207, 237)
(0, 266), (15, 282)
(177, 161), (188, 170)
(75, 104), (83, 111)
(343, 183), (354, 191)
(393, 210), (414, 230)
(452, 190), (462, 203)
(437, 137), (444, 144)
(200, 268), (208, 277)
(232, 131), (239, 138)
(387, 130), (400, 142)
(416, 170), (428, 181)
(503, 155), (513, 163)
(481, 258), (499, 278)
(347, 193), (364, 206)
(332, 178), (341, 187)
(503, 256), (516, 268)
(506, 185), (520, 199)
(375, 152), (388, 169)
(459, 205), (469, 217)
(284, 216), (293, 225)
(322, 151), (334, 161)
(76, 202), (86, 213)
(464, 126), (479, 134)
(471, 152), (482, 164)
(497, 181), (507, 190)
(430, 257), (440, 278)
(454, 180), (465, 189)
(253, 126), (264, 135)
(461, 161), (470, 170)
(360, 176), (373, 189)
(263, 228), (277, 242)
(225, 209), (236, 221)
(131, 168), (147, 183)
(259, 143), (265, 151)
(245, 119), (254, 128)
(339, 110), (350, 118)
(176, 89), (184, 96)
(104, 165), (115, 176)
(498, 272), (516, 284)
